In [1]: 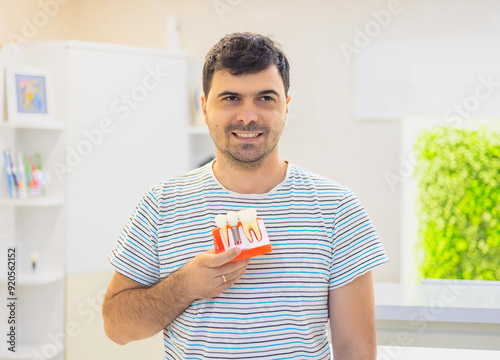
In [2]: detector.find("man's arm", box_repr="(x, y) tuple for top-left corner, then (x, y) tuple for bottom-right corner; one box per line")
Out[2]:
(102, 247), (249, 345)
(329, 271), (377, 360)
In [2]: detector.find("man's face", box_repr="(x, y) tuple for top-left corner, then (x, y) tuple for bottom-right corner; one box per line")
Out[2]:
(202, 66), (290, 169)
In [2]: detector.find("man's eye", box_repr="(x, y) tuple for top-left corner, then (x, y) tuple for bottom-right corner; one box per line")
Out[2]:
(224, 96), (238, 101)
(260, 96), (274, 101)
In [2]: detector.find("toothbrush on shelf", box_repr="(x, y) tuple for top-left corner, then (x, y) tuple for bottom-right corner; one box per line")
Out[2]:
(17, 153), (28, 199)
(7, 149), (19, 198)
(3, 149), (14, 198)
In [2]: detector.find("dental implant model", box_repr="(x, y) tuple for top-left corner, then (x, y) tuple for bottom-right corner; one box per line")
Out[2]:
(212, 208), (272, 262)
(226, 211), (242, 245)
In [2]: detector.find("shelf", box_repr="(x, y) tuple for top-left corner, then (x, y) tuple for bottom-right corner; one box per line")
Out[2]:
(188, 125), (209, 135)
(0, 343), (63, 359)
(375, 281), (500, 324)
(0, 196), (65, 207)
(377, 346), (500, 360)
(0, 121), (64, 130)
(0, 270), (64, 286)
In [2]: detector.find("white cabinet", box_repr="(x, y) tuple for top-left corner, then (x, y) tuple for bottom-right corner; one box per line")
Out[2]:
(0, 40), (191, 359)
(0, 39), (66, 360)
(0, 124), (66, 360)
(61, 41), (190, 274)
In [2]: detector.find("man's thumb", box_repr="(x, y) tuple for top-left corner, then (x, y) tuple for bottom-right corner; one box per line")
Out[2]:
(213, 247), (241, 266)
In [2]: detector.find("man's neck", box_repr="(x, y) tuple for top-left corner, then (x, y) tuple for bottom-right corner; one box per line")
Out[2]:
(213, 155), (288, 194)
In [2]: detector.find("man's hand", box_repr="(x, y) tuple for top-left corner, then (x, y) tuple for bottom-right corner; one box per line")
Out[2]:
(103, 247), (250, 345)
(180, 247), (250, 301)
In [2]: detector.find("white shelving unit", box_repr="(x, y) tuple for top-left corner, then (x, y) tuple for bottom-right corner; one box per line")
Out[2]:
(0, 121), (64, 130)
(0, 197), (65, 207)
(1, 40), (194, 359)
(0, 47), (66, 360)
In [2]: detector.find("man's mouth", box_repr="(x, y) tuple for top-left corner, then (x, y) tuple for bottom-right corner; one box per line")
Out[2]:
(232, 132), (262, 138)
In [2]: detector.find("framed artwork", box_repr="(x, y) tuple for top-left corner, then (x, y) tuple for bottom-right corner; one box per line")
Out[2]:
(6, 66), (54, 123)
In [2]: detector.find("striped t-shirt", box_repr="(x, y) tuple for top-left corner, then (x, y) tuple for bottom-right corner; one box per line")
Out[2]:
(109, 161), (389, 360)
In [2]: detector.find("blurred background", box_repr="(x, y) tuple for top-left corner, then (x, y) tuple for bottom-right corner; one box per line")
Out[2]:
(0, 0), (499, 359)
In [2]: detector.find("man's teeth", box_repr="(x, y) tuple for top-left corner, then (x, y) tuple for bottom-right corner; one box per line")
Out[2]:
(234, 132), (260, 138)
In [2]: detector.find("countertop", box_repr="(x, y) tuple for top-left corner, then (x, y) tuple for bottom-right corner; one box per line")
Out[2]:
(375, 280), (500, 323)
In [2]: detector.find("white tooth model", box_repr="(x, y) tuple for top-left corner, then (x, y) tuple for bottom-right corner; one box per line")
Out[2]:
(215, 214), (229, 247)
(237, 208), (261, 242)
(212, 208), (272, 262)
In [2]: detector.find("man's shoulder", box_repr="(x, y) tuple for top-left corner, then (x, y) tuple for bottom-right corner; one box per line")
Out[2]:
(288, 163), (350, 194)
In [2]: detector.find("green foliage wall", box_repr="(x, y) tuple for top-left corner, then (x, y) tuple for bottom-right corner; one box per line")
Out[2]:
(413, 125), (500, 280)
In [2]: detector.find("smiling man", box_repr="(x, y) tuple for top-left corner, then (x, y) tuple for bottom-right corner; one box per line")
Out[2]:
(103, 32), (389, 360)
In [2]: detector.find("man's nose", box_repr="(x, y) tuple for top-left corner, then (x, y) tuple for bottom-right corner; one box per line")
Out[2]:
(236, 102), (259, 124)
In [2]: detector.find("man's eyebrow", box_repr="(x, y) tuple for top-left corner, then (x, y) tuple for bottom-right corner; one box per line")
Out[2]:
(217, 91), (240, 98)
(216, 90), (281, 98)
(257, 90), (280, 98)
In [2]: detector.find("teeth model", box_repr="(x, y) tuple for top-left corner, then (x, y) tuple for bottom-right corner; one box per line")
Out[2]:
(226, 211), (242, 245)
(237, 208), (262, 242)
(215, 214), (229, 247)
(212, 208), (272, 262)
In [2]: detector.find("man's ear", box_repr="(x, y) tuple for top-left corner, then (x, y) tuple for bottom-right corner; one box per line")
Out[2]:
(286, 96), (291, 115)
(201, 95), (208, 125)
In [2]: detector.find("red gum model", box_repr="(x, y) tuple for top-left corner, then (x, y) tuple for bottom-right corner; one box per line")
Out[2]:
(213, 217), (272, 262)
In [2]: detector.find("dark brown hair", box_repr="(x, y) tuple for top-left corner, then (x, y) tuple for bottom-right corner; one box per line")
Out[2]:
(202, 32), (290, 97)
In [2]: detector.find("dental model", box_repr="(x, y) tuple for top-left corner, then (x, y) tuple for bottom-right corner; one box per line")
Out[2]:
(212, 208), (272, 262)
(226, 211), (242, 245)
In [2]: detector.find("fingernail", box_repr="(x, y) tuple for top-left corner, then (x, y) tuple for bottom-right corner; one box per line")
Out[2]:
(234, 247), (241, 255)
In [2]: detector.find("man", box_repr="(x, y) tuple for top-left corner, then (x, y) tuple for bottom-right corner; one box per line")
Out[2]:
(103, 32), (389, 359)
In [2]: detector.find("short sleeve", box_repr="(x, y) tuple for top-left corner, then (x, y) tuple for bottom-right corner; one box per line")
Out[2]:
(108, 187), (160, 287)
(329, 190), (389, 289)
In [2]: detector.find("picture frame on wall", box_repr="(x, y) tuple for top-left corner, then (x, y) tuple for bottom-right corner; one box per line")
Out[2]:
(6, 66), (55, 123)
